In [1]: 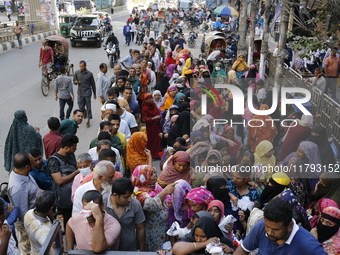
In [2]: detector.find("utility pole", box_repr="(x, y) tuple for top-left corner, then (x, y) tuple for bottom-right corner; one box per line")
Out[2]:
(237, 0), (248, 56)
(259, 0), (271, 79)
(247, 0), (258, 65)
(274, 0), (290, 88)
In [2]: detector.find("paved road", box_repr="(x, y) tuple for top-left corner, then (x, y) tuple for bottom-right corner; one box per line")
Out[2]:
(0, 13), (202, 182)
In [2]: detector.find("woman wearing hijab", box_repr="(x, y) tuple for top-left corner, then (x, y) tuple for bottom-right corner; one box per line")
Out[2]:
(177, 57), (185, 73)
(222, 124), (243, 157)
(309, 125), (336, 166)
(232, 53), (249, 83)
(172, 216), (235, 254)
(167, 111), (191, 146)
(4, 110), (43, 172)
(206, 177), (232, 213)
(254, 140), (276, 179)
(156, 63), (170, 96)
(166, 63), (176, 79)
(221, 99), (244, 141)
(173, 92), (186, 107)
(247, 104), (278, 152)
(142, 93), (162, 159)
(185, 187), (215, 219)
(126, 132), (151, 173)
(309, 198), (339, 229)
(212, 62), (227, 84)
(207, 200), (225, 224)
(165, 51), (176, 66)
(313, 172), (340, 208)
(158, 151), (191, 187)
(280, 141), (322, 208)
(227, 70), (239, 85)
(152, 90), (164, 109)
(311, 206), (340, 254)
(279, 114), (313, 161)
(131, 165), (175, 251)
(160, 86), (178, 112)
(168, 179), (192, 228)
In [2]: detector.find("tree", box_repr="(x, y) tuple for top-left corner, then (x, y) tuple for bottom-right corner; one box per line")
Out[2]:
(237, 0), (248, 56)
(274, 0), (290, 88)
(247, 0), (259, 66)
(259, 0), (272, 79)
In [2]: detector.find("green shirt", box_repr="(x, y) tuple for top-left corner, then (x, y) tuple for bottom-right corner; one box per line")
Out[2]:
(60, 119), (78, 135)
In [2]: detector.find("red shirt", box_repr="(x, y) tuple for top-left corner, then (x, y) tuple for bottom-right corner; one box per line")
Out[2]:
(43, 131), (62, 159)
(40, 46), (54, 65)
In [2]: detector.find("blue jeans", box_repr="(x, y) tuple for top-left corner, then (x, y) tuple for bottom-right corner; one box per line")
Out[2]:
(59, 98), (73, 120)
(16, 34), (22, 47)
(154, 30), (159, 38)
(125, 35), (131, 46)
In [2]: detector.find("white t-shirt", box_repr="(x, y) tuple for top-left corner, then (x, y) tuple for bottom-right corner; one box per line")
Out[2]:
(119, 119), (131, 140)
(88, 147), (122, 172)
(120, 109), (138, 129)
(257, 87), (266, 102)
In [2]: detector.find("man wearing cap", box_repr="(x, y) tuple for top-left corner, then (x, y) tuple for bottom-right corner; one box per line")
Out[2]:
(234, 198), (327, 255)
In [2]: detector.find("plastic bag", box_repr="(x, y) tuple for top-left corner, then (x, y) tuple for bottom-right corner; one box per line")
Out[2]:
(219, 215), (237, 234)
(166, 221), (191, 239)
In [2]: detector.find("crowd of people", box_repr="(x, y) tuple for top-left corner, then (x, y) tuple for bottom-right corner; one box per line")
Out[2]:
(1, 5), (340, 255)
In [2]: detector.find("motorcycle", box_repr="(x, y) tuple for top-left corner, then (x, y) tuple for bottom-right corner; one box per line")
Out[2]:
(136, 27), (145, 46)
(187, 31), (198, 48)
(102, 20), (112, 36)
(104, 43), (118, 68)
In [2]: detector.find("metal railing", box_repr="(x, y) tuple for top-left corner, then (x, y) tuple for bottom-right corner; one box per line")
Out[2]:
(268, 54), (340, 144)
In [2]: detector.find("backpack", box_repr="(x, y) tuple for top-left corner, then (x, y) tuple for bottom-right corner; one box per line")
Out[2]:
(48, 156), (76, 209)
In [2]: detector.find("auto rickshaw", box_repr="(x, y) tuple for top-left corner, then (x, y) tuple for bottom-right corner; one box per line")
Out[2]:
(204, 33), (227, 57)
(41, 35), (74, 96)
(59, 14), (78, 37)
(158, 10), (165, 22)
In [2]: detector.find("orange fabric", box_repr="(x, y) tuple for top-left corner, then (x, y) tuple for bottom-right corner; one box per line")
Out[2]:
(126, 132), (148, 172)
(247, 104), (278, 152)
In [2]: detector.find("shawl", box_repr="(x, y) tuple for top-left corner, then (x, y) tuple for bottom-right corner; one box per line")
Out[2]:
(310, 198), (339, 229)
(172, 179), (192, 221)
(156, 71), (170, 96)
(207, 200), (225, 224)
(142, 93), (160, 122)
(254, 140), (276, 169)
(202, 150), (224, 181)
(173, 92), (186, 107)
(165, 51), (176, 67)
(4, 110), (43, 172)
(152, 90), (164, 109)
(158, 151), (191, 186)
(160, 86), (177, 112)
(177, 58), (185, 73)
(131, 165), (170, 206)
(166, 64), (176, 78)
(248, 104), (278, 152)
(222, 125), (243, 157)
(167, 111), (191, 146)
(309, 125), (336, 166)
(181, 58), (192, 76)
(126, 132), (148, 172)
(232, 55), (248, 72)
(227, 70), (239, 84)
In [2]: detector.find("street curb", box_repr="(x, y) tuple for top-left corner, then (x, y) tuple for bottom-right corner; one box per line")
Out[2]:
(0, 30), (59, 54)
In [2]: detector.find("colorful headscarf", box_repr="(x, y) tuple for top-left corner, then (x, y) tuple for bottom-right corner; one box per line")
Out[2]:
(310, 198), (339, 228)
(160, 86), (178, 112)
(158, 151), (191, 187)
(299, 141), (322, 167)
(126, 132), (148, 172)
(131, 165), (170, 206)
(166, 63), (176, 78)
(254, 140), (276, 178)
(165, 51), (176, 67)
(173, 92), (186, 107)
(172, 179), (192, 221)
(207, 200), (225, 224)
(185, 187), (214, 218)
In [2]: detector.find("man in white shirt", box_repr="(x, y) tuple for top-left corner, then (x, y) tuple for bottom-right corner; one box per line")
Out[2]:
(304, 67), (327, 94)
(256, 80), (266, 105)
(255, 23), (263, 37)
(72, 161), (115, 215)
(24, 191), (55, 255)
(97, 63), (110, 105)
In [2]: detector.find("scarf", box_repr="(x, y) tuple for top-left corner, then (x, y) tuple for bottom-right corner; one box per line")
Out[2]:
(126, 132), (148, 172)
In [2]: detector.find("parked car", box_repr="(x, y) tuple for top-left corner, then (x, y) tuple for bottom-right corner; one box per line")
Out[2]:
(70, 15), (104, 47)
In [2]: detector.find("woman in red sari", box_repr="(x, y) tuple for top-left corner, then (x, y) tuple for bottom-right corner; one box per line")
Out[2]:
(142, 93), (162, 159)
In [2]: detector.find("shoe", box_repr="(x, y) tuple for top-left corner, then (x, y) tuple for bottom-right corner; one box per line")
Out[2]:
(86, 122), (90, 128)
(19, 47), (22, 49)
